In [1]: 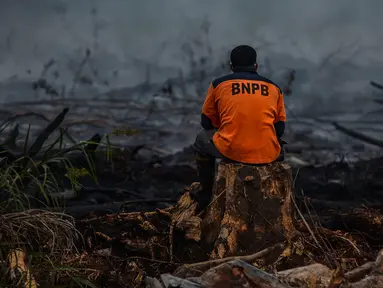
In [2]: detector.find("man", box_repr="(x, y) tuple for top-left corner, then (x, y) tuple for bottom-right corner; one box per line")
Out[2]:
(192, 45), (287, 210)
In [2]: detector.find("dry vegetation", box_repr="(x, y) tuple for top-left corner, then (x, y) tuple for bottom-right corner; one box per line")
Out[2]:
(0, 108), (100, 287)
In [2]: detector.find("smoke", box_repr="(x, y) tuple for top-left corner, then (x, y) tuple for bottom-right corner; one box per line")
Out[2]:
(0, 0), (382, 108)
(0, 0), (382, 153)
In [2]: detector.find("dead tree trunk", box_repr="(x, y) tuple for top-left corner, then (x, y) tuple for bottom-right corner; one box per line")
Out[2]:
(201, 160), (296, 259)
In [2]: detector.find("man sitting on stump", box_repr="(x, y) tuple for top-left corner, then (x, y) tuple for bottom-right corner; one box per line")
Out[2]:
(192, 45), (287, 210)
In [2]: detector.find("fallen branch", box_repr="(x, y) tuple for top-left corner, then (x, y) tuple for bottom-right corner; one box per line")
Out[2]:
(370, 81), (383, 90)
(3, 99), (198, 114)
(285, 143), (340, 153)
(45, 198), (177, 218)
(344, 261), (374, 282)
(371, 249), (383, 275)
(331, 122), (383, 148)
(173, 242), (286, 277)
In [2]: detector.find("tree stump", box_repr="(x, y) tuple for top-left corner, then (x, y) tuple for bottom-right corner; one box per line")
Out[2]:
(201, 160), (296, 259)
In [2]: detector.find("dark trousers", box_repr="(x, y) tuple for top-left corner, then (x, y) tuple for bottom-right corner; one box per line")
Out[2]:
(192, 129), (222, 209)
(193, 129), (224, 159)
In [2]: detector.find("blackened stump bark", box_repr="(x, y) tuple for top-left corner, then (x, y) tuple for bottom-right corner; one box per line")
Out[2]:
(201, 160), (296, 259)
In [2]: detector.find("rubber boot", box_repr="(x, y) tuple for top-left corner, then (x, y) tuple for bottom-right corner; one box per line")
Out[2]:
(191, 152), (216, 211)
(276, 146), (285, 161)
(276, 138), (287, 162)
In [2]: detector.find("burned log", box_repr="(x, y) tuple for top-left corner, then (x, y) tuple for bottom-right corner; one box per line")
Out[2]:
(201, 160), (297, 259)
(277, 263), (333, 287)
(173, 242), (286, 279)
(147, 260), (290, 288)
(350, 276), (383, 288)
(345, 262), (375, 283)
(346, 249), (383, 287)
(331, 122), (383, 148)
(370, 81), (383, 90)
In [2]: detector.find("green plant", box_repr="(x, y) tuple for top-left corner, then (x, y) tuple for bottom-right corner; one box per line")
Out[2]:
(0, 105), (144, 286)
(0, 109), (103, 287)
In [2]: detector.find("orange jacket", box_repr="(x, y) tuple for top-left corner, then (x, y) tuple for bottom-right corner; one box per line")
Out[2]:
(202, 71), (286, 164)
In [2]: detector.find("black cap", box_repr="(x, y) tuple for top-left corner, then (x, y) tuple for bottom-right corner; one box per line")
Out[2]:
(230, 45), (257, 68)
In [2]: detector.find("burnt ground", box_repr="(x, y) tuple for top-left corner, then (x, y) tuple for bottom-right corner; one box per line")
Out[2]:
(17, 142), (381, 287)
(54, 146), (199, 218)
(293, 156), (383, 250)
(61, 144), (383, 250)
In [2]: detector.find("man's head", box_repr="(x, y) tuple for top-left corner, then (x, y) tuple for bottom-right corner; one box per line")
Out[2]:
(229, 45), (258, 72)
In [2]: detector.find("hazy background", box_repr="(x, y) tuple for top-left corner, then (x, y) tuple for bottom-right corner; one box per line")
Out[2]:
(0, 0), (382, 157)
(1, 0), (382, 82)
